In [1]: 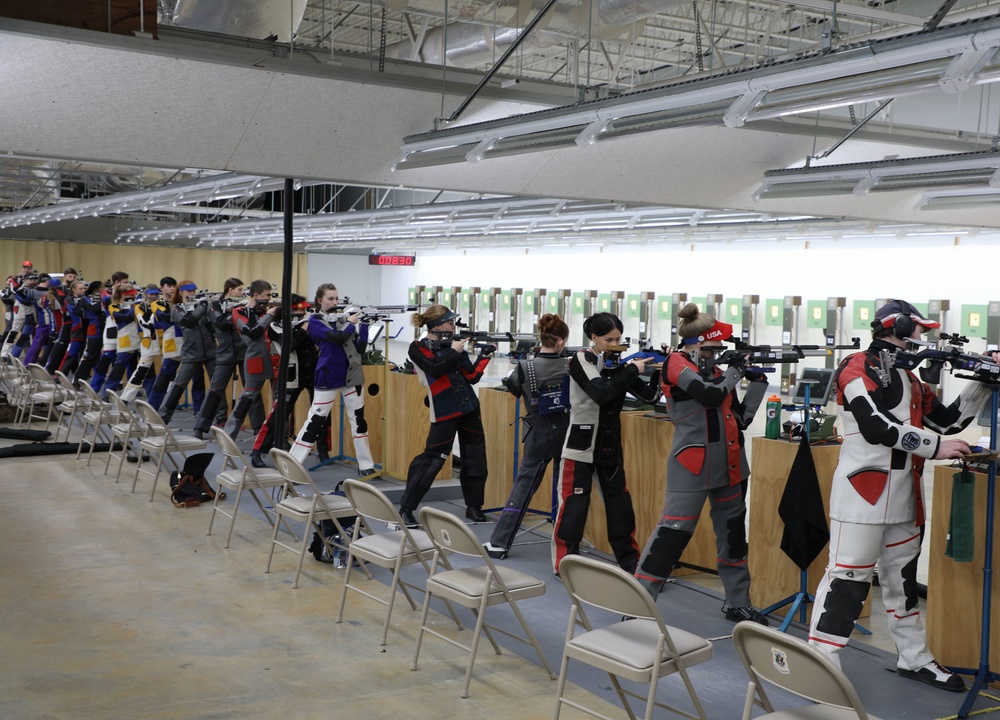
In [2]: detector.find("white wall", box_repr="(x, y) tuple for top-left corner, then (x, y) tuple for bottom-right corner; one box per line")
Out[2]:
(305, 253), (382, 307)
(317, 230), (1000, 399)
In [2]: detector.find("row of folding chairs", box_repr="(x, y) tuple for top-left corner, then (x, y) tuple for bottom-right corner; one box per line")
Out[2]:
(27, 365), (873, 719)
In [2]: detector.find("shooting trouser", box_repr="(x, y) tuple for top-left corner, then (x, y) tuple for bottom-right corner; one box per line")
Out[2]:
(290, 385), (372, 469)
(45, 325), (71, 373)
(809, 519), (931, 671)
(73, 336), (103, 386)
(224, 376), (270, 440)
(146, 357), (180, 410)
(89, 349), (116, 394)
(635, 481), (751, 609)
(489, 411), (568, 554)
(193, 362), (264, 435)
(57, 339), (84, 376)
(101, 349), (138, 396)
(23, 325), (50, 366)
(552, 459), (639, 575)
(119, 346), (159, 403)
(400, 409), (487, 512)
(0, 313), (27, 358)
(159, 358), (215, 424)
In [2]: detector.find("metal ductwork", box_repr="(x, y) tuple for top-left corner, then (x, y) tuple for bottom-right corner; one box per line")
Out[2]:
(160, 0), (309, 42)
(383, 0), (682, 69)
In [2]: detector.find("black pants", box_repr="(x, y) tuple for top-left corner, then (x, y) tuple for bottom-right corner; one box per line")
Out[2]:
(489, 411), (568, 552)
(400, 409), (487, 512)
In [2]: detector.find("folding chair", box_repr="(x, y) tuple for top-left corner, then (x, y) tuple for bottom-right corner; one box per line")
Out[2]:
(266, 449), (371, 589)
(76, 382), (116, 464)
(208, 426), (295, 548)
(132, 399), (207, 500)
(104, 390), (145, 483)
(53, 370), (93, 442)
(336, 479), (463, 646)
(732, 622), (879, 720)
(4, 357), (31, 416)
(554, 555), (713, 720)
(412, 506), (556, 698)
(19, 363), (63, 429)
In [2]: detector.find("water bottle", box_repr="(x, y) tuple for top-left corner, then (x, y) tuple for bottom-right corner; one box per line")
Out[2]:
(765, 395), (782, 439)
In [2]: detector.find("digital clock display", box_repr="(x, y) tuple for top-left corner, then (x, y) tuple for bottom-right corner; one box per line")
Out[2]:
(368, 254), (416, 266)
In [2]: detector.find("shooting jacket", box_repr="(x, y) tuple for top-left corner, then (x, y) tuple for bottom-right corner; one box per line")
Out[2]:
(662, 351), (752, 489)
(153, 299), (181, 359)
(832, 338), (989, 525)
(209, 299), (241, 365)
(562, 349), (660, 466)
(310, 313), (369, 390)
(233, 303), (278, 382)
(409, 337), (490, 423)
(172, 301), (215, 363)
(109, 300), (139, 352)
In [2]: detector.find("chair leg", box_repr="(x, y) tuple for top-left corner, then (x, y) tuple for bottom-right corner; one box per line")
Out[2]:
(410, 588), (434, 672)
(115, 437), (133, 484)
(506, 596), (556, 680)
(264, 509), (284, 575)
(223, 484), (246, 548)
(291, 518), (317, 589)
(149, 447), (168, 501)
(552, 651), (572, 720)
(461, 592), (493, 698)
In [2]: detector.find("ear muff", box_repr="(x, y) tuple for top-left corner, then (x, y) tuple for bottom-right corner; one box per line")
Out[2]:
(892, 313), (915, 339)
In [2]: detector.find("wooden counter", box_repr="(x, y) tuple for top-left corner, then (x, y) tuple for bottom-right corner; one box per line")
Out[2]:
(927, 464), (999, 669)
(481, 396), (715, 574)
(747, 437), (865, 621)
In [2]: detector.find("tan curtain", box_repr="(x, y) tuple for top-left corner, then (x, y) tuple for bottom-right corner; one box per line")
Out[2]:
(0, 239), (308, 296)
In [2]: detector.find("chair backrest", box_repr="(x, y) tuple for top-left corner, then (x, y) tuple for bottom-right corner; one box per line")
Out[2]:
(25, 362), (55, 386)
(559, 555), (664, 622)
(419, 506), (493, 560)
(106, 390), (132, 417)
(210, 426), (243, 463)
(732, 622), (870, 718)
(270, 449), (339, 513)
(53, 370), (78, 396)
(342, 479), (401, 526)
(133, 399), (168, 434)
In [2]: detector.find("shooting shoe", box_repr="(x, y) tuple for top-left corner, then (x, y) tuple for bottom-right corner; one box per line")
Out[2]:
(898, 661), (966, 692)
(250, 451), (266, 469)
(483, 542), (508, 560)
(723, 606), (770, 626)
(399, 508), (420, 529)
(465, 506), (488, 523)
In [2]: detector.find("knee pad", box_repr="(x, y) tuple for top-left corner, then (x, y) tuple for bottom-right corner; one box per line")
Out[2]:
(408, 453), (447, 492)
(816, 578), (871, 638)
(901, 553), (920, 612)
(639, 526), (692, 578)
(353, 407), (368, 435)
(556, 494), (590, 542)
(301, 412), (331, 444)
(726, 509), (748, 560)
(604, 491), (636, 539)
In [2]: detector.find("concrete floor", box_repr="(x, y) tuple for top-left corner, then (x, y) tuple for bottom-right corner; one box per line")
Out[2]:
(1, 397), (990, 720)
(0, 450), (620, 720)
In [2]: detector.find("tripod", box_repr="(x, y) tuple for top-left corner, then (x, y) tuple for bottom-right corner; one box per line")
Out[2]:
(760, 381), (872, 635)
(950, 387), (1000, 719)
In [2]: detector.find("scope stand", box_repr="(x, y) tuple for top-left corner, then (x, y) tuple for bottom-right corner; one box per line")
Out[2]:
(308, 319), (397, 479)
(950, 387), (1000, 719)
(760, 382), (872, 635)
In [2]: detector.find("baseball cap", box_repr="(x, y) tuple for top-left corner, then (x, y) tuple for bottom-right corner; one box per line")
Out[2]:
(873, 299), (940, 332)
(21, 260), (32, 268)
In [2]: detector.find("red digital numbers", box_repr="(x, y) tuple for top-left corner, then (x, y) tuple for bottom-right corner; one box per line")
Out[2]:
(368, 255), (415, 266)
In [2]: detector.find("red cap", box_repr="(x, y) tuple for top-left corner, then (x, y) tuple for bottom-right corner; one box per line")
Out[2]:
(21, 260), (32, 268)
(682, 319), (734, 345)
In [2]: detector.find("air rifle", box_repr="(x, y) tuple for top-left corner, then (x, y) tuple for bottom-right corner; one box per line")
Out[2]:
(716, 337), (861, 372)
(895, 333), (1000, 385)
(451, 321), (537, 357)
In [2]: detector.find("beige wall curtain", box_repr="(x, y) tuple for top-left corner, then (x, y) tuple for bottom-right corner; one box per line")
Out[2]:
(0, 239), (308, 296)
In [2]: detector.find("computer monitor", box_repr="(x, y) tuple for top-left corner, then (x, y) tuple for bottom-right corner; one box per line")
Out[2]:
(977, 399), (1000, 428)
(791, 367), (836, 407)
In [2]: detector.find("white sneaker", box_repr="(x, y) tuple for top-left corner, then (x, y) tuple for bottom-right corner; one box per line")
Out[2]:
(897, 660), (966, 692)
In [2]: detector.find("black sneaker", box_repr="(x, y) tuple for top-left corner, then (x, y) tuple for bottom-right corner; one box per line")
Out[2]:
(192, 429), (205, 441)
(359, 467), (378, 478)
(466, 506), (488, 523)
(399, 508), (420, 528)
(316, 450), (331, 463)
(250, 452), (266, 469)
(723, 606), (770, 626)
(897, 661), (966, 692)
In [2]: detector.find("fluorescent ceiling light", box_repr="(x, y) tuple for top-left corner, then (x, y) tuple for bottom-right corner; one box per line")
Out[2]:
(394, 16), (1000, 170)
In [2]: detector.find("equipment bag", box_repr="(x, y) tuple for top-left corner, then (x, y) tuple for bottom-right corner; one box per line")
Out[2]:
(168, 452), (224, 508)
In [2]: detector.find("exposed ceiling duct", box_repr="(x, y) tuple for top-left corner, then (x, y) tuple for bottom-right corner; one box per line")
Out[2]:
(382, 0), (684, 69)
(394, 14), (1000, 169)
(160, 0), (309, 42)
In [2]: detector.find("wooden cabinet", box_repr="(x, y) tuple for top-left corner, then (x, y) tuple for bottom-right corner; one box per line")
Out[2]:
(927, 464), (998, 669)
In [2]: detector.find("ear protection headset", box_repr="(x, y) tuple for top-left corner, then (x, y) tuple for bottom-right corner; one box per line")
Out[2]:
(870, 300), (916, 340)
